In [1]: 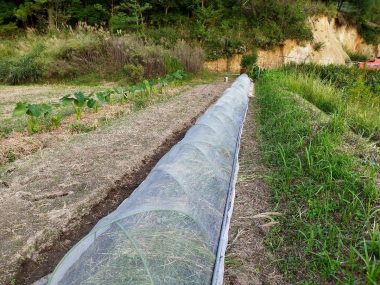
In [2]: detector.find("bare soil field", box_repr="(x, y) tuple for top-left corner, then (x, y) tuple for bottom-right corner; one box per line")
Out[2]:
(0, 85), (107, 116)
(0, 83), (192, 165)
(0, 81), (229, 285)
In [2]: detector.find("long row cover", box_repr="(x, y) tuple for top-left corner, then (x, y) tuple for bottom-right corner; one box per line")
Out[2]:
(48, 74), (251, 285)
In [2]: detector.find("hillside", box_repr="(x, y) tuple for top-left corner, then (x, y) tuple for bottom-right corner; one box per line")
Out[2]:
(206, 15), (380, 72)
(1, 1), (379, 85)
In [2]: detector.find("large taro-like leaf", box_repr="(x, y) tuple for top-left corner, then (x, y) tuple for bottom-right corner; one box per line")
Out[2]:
(13, 102), (28, 116)
(96, 91), (111, 103)
(73, 91), (86, 107)
(113, 87), (125, 95)
(39, 103), (53, 117)
(87, 98), (98, 109)
(13, 102), (52, 118)
(26, 104), (42, 117)
(60, 94), (75, 105)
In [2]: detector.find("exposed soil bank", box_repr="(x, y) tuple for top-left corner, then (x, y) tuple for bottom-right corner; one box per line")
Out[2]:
(205, 16), (380, 72)
(0, 81), (229, 285)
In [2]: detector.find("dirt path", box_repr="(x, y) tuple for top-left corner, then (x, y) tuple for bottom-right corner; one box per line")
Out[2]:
(0, 81), (229, 285)
(224, 97), (286, 285)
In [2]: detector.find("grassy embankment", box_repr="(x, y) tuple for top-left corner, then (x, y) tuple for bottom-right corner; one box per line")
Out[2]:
(283, 64), (380, 141)
(256, 69), (380, 283)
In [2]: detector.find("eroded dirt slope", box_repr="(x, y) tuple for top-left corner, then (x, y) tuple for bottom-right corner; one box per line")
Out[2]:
(0, 81), (229, 285)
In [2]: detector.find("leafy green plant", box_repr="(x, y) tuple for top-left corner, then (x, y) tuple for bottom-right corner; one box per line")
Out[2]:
(61, 91), (96, 120)
(50, 113), (62, 129)
(13, 102), (53, 133)
(241, 51), (258, 69)
(123, 64), (144, 83)
(95, 90), (112, 104)
(86, 98), (99, 111)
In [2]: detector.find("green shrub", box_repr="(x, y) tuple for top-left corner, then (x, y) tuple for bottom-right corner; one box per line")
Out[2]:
(6, 55), (43, 85)
(241, 50), (260, 79)
(0, 43), (44, 85)
(241, 51), (258, 69)
(0, 22), (18, 36)
(360, 24), (380, 45)
(109, 12), (138, 32)
(163, 54), (182, 74)
(123, 64), (144, 83)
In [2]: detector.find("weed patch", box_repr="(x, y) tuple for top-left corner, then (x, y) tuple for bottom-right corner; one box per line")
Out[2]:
(281, 65), (380, 141)
(256, 71), (380, 283)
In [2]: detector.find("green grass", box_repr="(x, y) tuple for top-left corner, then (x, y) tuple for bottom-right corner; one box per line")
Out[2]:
(256, 70), (380, 284)
(280, 66), (380, 141)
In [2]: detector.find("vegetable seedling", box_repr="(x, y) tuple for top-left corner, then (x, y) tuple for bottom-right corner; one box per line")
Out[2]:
(13, 102), (52, 134)
(61, 91), (91, 120)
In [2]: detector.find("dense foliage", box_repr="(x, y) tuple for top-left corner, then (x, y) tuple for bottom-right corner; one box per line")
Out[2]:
(1, 1), (378, 59)
(0, 0), (318, 60)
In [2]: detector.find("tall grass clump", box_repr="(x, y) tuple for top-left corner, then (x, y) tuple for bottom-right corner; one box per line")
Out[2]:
(0, 44), (44, 84)
(283, 64), (380, 140)
(173, 40), (204, 74)
(256, 70), (380, 283)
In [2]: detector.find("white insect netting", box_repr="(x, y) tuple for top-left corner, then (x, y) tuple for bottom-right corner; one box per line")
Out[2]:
(48, 74), (251, 285)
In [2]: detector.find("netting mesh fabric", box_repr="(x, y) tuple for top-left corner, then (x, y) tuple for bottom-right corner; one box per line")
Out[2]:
(48, 74), (251, 285)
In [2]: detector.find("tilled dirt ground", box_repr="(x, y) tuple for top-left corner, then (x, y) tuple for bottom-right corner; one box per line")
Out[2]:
(0, 81), (229, 285)
(0, 84), (191, 165)
(224, 98), (287, 285)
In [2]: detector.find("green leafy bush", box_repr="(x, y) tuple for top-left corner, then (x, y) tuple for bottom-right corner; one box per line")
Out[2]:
(123, 64), (144, 83)
(109, 12), (137, 32)
(0, 44), (44, 85)
(241, 51), (258, 69)
(241, 50), (261, 79)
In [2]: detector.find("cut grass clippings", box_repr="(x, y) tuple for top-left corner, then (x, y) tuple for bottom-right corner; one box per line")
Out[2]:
(256, 70), (380, 284)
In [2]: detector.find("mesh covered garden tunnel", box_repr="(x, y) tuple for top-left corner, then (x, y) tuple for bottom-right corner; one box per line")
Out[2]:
(47, 74), (252, 285)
